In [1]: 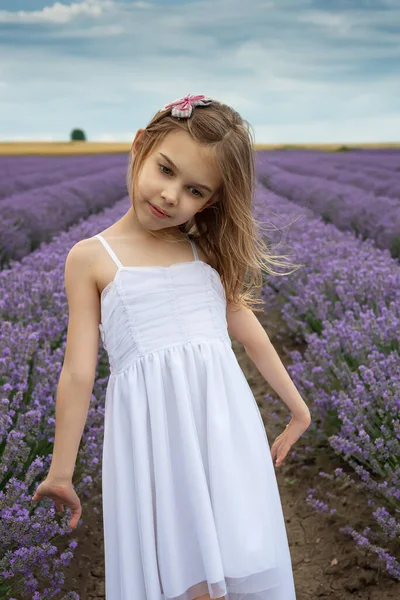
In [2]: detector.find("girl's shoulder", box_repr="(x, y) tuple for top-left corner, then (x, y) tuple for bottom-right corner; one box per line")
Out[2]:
(73, 232), (117, 298)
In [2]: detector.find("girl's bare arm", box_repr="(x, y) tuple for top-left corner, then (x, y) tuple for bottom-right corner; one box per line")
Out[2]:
(48, 240), (101, 482)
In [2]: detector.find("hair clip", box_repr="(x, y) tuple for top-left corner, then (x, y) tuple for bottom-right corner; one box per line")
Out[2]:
(160, 93), (212, 119)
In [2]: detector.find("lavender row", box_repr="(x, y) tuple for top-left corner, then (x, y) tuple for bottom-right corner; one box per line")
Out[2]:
(253, 183), (400, 579)
(255, 155), (400, 259)
(0, 197), (131, 599)
(326, 149), (400, 172)
(0, 165), (128, 268)
(257, 148), (400, 174)
(280, 148), (400, 172)
(255, 150), (400, 200)
(0, 154), (127, 201)
(0, 153), (125, 177)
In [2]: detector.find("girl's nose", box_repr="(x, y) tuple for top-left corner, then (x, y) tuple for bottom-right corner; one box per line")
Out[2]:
(162, 186), (179, 205)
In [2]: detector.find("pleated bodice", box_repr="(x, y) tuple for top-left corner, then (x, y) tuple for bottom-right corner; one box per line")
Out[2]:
(95, 234), (231, 374)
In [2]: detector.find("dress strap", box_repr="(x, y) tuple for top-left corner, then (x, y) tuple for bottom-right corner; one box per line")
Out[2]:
(188, 236), (199, 261)
(95, 234), (124, 269)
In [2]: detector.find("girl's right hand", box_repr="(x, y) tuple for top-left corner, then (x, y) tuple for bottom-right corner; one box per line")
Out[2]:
(32, 477), (82, 529)
(270, 412), (312, 468)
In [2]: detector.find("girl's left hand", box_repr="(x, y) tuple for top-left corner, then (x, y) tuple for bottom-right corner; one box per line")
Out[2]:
(32, 477), (82, 529)
(270, 413), (311, 468)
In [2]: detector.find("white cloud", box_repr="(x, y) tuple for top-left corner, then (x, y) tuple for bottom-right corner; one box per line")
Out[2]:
(298, 10), (352, 33)
(47, 23), (125, 37)
(255, 113), (400, 144)
(131, 1), (154, 8)
(96, 133), (119, 141)
(0, 0), (116, 24)
(3, 134), (56, 141)
(298, 7), (400, 43)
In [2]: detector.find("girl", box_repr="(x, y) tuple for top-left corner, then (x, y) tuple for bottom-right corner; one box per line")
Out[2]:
(32, 94), (311, 600)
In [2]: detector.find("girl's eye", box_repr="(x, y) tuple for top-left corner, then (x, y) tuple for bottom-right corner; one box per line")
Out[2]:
(158, 164), (203, 198)
(159, 164), (171, 176)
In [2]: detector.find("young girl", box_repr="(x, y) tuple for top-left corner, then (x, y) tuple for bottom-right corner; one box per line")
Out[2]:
(32, 94), (311, 600)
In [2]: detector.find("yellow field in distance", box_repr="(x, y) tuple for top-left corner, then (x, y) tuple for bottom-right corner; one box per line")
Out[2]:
(0, 141), (399, 156)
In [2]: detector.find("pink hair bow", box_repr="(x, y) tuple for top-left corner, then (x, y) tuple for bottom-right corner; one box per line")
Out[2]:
(162, 93), (213, 118)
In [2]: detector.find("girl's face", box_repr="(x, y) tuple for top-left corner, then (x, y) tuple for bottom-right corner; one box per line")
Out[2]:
(131, 129), (222, 231)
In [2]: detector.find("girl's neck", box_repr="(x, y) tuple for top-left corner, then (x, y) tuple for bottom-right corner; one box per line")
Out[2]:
(117, 207), (187, 243)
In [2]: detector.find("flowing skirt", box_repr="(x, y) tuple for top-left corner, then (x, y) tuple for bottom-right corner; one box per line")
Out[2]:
(102, 340), (296, 599)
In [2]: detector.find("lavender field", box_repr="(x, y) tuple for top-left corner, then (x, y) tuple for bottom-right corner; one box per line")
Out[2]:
(0, 155), (128, 265)
(256, 149), (400, 259)
(0, 150), (399, 599)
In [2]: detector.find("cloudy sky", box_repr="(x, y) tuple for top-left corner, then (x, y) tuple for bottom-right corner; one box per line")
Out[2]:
(1, 0), (399, 144)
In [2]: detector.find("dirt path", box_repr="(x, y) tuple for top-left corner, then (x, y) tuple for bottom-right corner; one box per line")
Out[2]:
(55, 300), (399, 599)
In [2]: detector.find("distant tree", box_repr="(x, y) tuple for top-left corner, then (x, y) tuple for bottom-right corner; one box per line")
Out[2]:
(70, 129), (87, 141)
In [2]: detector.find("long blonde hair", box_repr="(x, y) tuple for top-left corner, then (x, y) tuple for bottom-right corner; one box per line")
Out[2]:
(126, 97), (302, 313)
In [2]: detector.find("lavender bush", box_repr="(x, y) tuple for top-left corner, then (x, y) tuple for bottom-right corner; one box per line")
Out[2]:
(256, 150), (400, 200)
(0, 166), (128, 266)
(256, 151), (400, 259)
(0, 197), (130, 599)
(0, 154), (127, 201)
(254, 182), (400, 580)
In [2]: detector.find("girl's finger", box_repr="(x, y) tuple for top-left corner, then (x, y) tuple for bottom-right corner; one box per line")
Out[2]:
(271, 442), (282, 460)
(277, 448), (289, 464)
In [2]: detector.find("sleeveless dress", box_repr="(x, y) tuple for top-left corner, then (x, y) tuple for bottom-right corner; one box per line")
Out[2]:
(94, 233), (296, 600)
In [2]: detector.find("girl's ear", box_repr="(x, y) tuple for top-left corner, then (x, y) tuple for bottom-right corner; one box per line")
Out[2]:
(131, 128), (146, 158)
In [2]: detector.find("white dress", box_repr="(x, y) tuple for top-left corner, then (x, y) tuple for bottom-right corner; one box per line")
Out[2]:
(95, 233), (296, 600)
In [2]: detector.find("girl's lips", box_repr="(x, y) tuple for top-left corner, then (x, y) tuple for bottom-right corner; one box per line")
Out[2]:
(148, 202), (169, 218)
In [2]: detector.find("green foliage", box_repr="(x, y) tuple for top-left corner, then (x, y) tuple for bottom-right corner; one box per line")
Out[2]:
(70, 128), (87, 141)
